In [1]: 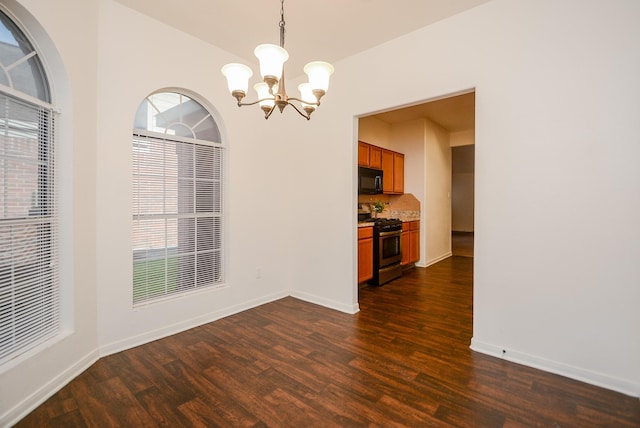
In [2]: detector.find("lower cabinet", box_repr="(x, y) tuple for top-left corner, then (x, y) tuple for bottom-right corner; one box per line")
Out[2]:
(358, 226), (374, 283)
(401, 220), (420, 266)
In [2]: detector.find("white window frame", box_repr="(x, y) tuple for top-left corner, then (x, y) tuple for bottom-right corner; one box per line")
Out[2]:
(0, 8), (58, 365)
(132, 92), (224, 306)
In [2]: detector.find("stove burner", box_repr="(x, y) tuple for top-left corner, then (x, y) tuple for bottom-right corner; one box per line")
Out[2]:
(372, 218), (401, 225)
(371, 218), (402, 232)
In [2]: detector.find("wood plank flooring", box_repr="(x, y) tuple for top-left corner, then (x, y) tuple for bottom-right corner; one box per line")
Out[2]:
(452, 231), (474, 258)
(16, 257), (640, 427)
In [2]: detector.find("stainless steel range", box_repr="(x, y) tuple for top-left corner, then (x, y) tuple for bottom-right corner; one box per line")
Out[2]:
(371, 218), (403, 286)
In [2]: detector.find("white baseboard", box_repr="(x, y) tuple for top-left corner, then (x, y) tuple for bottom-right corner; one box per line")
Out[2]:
(4, 289), (355, 426)
(417, 251), (453, 268)
(290, 289), (360, 314)
(470, 338), (640, 398)
(99, 290), (289, 357)
(1, 349), (99, 427)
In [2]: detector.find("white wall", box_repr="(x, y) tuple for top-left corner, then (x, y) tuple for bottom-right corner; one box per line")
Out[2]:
(451, 129), (475, 147)
(3, 0), (640, 423)
(110, 0), (640, 400)
(391, 118), (454, 267)
(0, 0), (99, 424)
(358, 116), (390, 148)
(94, 0), (294, 353)
(1, 0), (304, 423)
(319, 0), (640, 396)
(390, 119), (428, 265)
(422, 120), (452, 265)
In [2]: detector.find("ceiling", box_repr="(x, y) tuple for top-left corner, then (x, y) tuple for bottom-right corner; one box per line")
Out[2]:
(368, 92), (475, 132)
(114, 0), (491, 76)
(114, 0), (483, 131)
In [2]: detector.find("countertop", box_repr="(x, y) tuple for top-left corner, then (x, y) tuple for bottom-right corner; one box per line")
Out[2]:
(358, 218), (420, 227)
(358, 222), (375, 228)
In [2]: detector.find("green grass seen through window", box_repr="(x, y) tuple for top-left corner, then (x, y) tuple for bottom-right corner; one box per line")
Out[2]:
(133, 257), (177, 303)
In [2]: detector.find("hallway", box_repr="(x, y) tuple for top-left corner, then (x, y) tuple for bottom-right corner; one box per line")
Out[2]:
(452, 231), (474, 257)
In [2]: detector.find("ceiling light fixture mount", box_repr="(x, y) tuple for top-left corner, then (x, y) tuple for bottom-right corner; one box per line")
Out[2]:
(221, 0), (334, 120)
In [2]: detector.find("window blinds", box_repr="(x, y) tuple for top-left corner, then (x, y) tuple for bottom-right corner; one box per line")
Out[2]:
(0, 92), (58, 364)
(132, 134), (223, 305)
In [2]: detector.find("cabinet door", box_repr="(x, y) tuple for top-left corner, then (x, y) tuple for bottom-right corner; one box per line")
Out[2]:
(393, 152), (404, 194)
(381, 149), (394, 194)
(358, 235), (374, 283)
(358, 142), (370, 166)
(401, 230), (410, 266)
(410, 228), (420, 263)
(369, 146), (382, 169)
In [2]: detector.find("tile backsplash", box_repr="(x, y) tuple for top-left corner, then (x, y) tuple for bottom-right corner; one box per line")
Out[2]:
(358, 193), (421, 221)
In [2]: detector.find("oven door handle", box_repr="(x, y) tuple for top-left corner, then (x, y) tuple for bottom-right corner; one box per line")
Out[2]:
(378, 230), (401, 237)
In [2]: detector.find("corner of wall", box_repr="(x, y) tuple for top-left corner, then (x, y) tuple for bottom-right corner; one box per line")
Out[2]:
(470, 338), (640, 398)
(1, 349), (99, 427)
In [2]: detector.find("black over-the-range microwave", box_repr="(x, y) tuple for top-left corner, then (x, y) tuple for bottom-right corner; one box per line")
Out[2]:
(358, 166), (383, 194)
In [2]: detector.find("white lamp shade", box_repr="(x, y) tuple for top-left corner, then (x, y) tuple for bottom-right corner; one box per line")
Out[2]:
(298, 83), (316, 109)
(221, 63), (253, 94)
(254, 82), (275, 108)
(254, 44), (289, 80)
(304, 61), (334, 92)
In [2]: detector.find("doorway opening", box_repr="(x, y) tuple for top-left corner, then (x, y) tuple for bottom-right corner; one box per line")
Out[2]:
(451, 144), (475, 257)
(358, 90), (475, 264)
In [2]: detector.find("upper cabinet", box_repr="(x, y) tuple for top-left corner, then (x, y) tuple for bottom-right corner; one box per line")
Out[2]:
(369, 145), (382, 169)
(393, 151), (404, 194)
(359, 141), (404, 194)
(358, 141), (370, 166)
(381, 149), (404, 195)
(358, 141), (383, 170)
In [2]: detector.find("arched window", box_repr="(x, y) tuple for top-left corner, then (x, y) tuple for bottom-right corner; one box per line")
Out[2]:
(0, 9), (58, 364)
(132, 92), (224, 305)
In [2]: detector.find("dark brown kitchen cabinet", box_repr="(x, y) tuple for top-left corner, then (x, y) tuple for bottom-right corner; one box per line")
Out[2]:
(369, 145), (382, 169)
(359, 141), (383, 169)
(409, 220), (419, 263)
(359, 141), (404, 194)
(358, 226), (374, 283)
(401, 220), (420, 266)
(393, 152), (404, 193)
(358, 141), (370, 166)
(382, 149), (393, 192)
(382, 149), (404, 194)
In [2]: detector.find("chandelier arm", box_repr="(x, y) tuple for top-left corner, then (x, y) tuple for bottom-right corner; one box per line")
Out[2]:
(236, 97), (276, 107)
(286, 101), (311, 120)
(287, 96), (320, 107)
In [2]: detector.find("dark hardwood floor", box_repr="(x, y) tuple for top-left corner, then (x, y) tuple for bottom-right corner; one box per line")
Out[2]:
(16, 257), (640, 427)
(452, 231), (474, 258)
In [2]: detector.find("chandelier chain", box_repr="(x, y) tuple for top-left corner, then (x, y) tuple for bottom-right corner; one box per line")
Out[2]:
(279, 0), (286, 48)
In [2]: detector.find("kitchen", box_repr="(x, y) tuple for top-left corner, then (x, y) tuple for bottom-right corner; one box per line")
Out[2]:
(357, 141), (421, 285)
(356, 92), (475, 287)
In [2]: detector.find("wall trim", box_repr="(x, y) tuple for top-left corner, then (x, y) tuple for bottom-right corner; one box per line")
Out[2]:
(470, 338), (640, 398)
(290, 290), (360, 314)
(419, 251), (453, 268)
(5, 290), (355, 425)
(99, 290), (289, 357)
(1, 349), (99, 427)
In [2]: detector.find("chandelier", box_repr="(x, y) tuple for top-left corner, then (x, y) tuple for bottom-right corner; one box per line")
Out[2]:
(221, 0), (334, 120)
